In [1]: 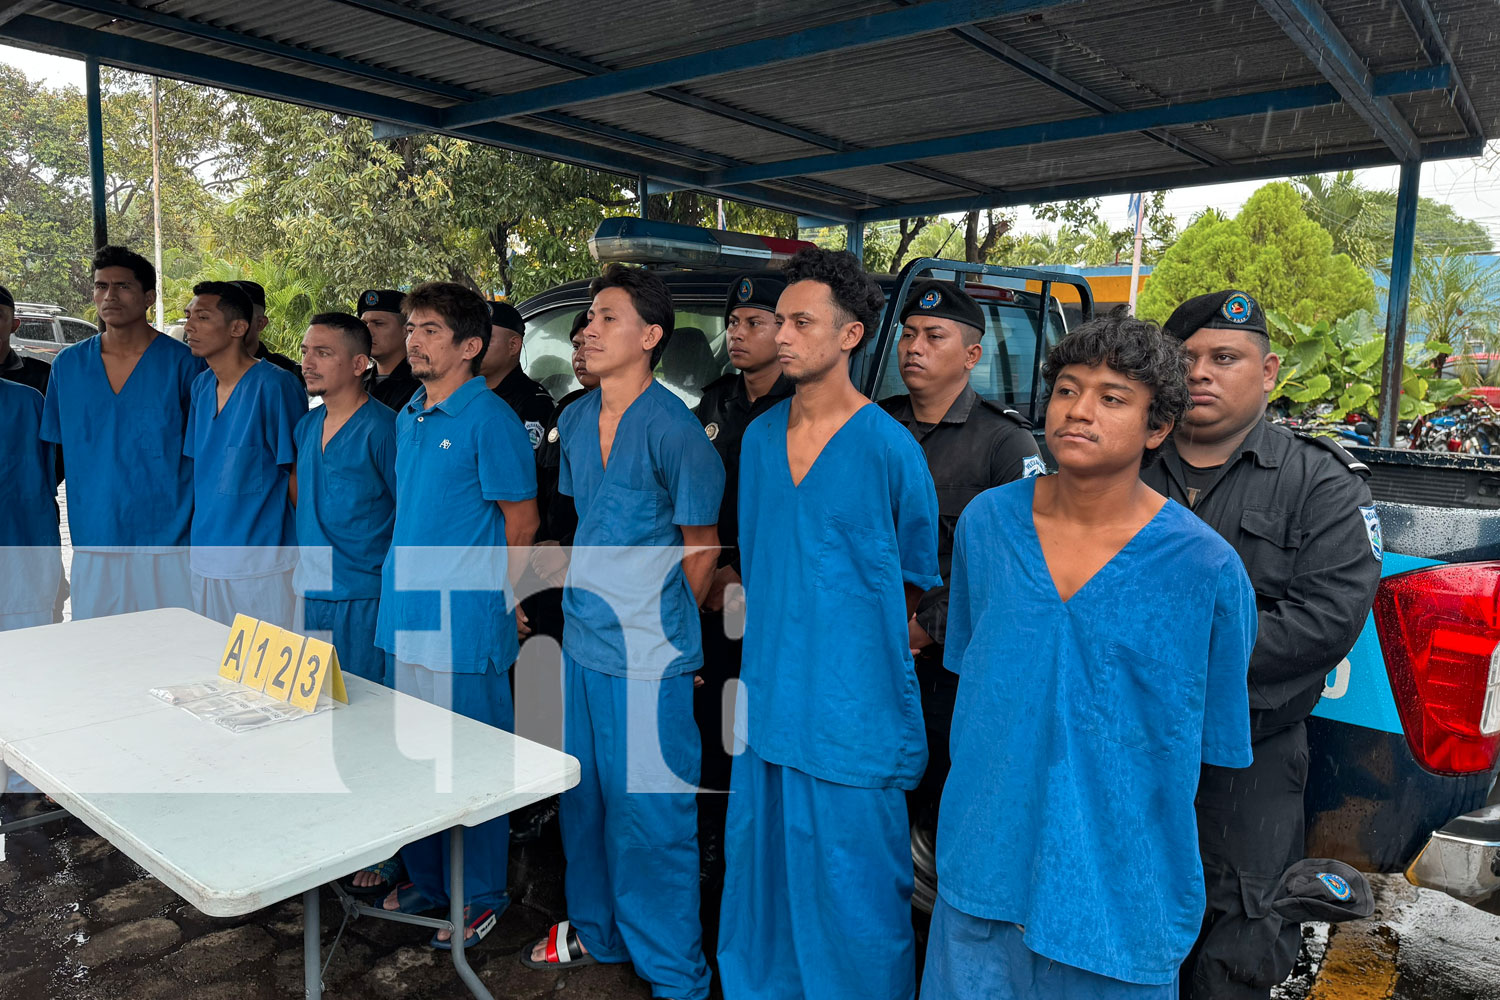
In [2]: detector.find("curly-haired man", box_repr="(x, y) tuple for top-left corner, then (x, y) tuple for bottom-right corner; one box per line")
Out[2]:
(922, 311), (1257, 1000)
(717, 248), (941, 1000)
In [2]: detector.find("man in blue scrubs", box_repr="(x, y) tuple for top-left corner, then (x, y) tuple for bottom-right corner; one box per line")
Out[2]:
(183, 281), (306, 627)
(293, 312), (395, 685)
(522, 264), (722, 1000)
(41, 246), (203, 619)
(718, 248), (941, 1000)
(375, 281), (539, 949)
(923, 311), (1257, 1000)
(0, 378), (60, 631)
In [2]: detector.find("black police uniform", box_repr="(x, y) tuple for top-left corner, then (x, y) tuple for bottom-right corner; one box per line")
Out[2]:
(493, 365), (555, 451)
(1, 347), (52, 397)
(370, 358), (420, 412)
(1140, 291), (1383, 1000)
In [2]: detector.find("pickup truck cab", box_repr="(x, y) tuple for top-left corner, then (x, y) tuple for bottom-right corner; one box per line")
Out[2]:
(11, 302), (98, 362)
(519, 219), (1500, 909)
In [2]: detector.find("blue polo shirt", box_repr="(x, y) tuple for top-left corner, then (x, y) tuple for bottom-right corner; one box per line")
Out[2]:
(0, 381), (61, 618)
(41, 333), (204, 549)
(184, 360), (307, 579)
(558, 380), (724, 679)
(375, 376), (536, 673)
(937, 479), (1255, 985)
(736, 401), (942, 789)
(293, 397), (397, 601)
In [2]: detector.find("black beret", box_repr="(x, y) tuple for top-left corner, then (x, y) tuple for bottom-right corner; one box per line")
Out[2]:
(900, 279), (985, 332)
(0, 285), (12, 310)
(725, 273), (787, 325)
(488, 300), (525, 335)
(356, 289), (406, 317)
(1162, 290), (1267, 340)
(1270, 859), (1374, 925)
(230, 279), (266, 311)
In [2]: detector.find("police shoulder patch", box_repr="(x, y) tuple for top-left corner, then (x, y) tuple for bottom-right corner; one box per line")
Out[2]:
(1021, 454), (1046, 479)
(1359, 504), (1382, 562)
(524, 420), (544, 449)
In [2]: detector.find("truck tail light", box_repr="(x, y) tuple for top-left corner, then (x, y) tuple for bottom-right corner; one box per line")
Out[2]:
(1374, 562), (1500, 775)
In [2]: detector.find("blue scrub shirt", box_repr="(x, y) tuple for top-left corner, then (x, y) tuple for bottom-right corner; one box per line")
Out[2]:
(937, 479), (1256, 986)
(558, 380), (724, 680)
(375, 377), (536, 673)
(184, 360), (306, 579)
(0, 381), (61, 619)
(293, 398), (397, 601)
(41, 333), (204, 549)
(736, 401), (941, 789)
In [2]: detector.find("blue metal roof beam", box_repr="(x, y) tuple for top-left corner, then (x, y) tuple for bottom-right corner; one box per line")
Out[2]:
(0, 14), (859, 223)
(1257, 0), (1423, 162)
(885, 0), (1228, 168)
(438, 0), (1081, 129)
(329, 0), (1003, 197)
(40, 0), (887, 210)
(852, 135), (1485, 222)
(1395, 0), (1485, 141)
(706, 66), (1450, 187)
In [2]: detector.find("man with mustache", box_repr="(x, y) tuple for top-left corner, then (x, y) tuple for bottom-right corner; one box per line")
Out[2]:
(877, 278), (1043, 856)
(924, 310), (1256, 1000)
(1141, 291), (1381, 1000)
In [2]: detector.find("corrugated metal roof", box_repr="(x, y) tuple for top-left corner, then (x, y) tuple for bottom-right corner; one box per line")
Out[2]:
(6, 0), (1494, 222)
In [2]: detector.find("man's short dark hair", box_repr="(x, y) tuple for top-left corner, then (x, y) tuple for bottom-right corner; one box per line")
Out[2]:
(402, 281), (491, 376)
(92, 245), (155, 291)
(192, 281), (253, 328)
(1041, 307), (1189, 468)
(309, 311), (372, 357)
(231, 280), (267, 312)
(589, 263), (676, 366)
(780, 247), (885, 348)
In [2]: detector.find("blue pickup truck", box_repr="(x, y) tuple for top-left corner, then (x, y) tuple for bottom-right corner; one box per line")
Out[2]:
(519, 218), (1500, 910)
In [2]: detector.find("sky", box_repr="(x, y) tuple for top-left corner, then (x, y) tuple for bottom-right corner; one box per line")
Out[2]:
(8, 43), (1500, 248)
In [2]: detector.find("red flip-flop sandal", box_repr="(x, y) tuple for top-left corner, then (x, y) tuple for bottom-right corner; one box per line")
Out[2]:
(520, 919), (598, 969)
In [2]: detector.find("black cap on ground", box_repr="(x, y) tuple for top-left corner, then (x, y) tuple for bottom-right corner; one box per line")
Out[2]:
(724, 273), (787, 325)
(1270, 859), (1375, 924)
(899, 279), (986, 332)
(356, 289), (406, 317)
(1162, 290), (1267, 340)
(489, 300), (525, 335)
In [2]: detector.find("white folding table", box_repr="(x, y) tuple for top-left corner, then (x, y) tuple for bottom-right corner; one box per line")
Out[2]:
(0, 608), (580, 999)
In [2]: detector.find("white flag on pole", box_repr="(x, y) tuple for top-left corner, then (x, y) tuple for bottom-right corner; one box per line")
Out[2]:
(1127, 193), (1144, 236)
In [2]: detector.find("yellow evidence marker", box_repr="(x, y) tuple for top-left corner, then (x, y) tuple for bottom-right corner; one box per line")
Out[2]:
(263, 628), (307, 703)
(219, 614), (257, 682)
(288, 636), (349, 712)
(240, 619), (285, 692)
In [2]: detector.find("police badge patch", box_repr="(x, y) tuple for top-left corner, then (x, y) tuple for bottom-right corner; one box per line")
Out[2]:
(364, 290), (379, 306)
(919, 289), (941, 310)
(1316, 872), (1353, 901)
(705, 422), (720, 441)
(547, 426), (560, 444)
(737, 278), (753, 302)
(525, 421), (544, 450)
(1221, 292), (1254, 324)
(1359, 504), (1382, 562)
(1021, 454), (1045, 478)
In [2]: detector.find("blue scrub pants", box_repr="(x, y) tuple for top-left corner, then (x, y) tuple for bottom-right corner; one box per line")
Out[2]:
(392, 658), (513, 916)
(559, 654), (709, 1000)
(192, 569), (294, 629)
(717, 744), (916, 1000)
(0, 610), (53, 631)
(72, 550), (192, 619)
(302, 597), (384, 685)
(923, 896), (1177, 1000)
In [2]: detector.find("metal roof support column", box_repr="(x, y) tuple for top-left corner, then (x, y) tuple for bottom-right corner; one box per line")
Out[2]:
(1378, 160), (1421, 447)
(847, 224), (864, 264)
(638, 174), (650, 219)
(85, 56), (107, 250)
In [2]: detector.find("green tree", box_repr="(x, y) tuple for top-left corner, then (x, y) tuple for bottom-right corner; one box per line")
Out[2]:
(1136, 182), (1374, 327)
(1409, 250), (1500, 355)
(1295, 170), (1493, 268)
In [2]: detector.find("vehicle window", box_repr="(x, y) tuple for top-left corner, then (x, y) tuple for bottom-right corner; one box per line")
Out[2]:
(16, 319), (57, 345)
(61, 319), (97, 344)
(874, 299), (1067, 411)
(522, 302), (734, 407)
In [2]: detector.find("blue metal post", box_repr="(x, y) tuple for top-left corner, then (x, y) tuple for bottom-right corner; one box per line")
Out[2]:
(1378, 160), (1422, 447)
(847, 223), (864, 264)
(85, 56), (108, 250)
(639, 174), (649, 219)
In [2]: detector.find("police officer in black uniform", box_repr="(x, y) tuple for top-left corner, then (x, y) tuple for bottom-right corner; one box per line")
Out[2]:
(692, 274), (794, 802)
(877, 279), (1043, 859)
(482, 300), (554, 450)
(1140, 291), (1383, 1000)
(231, 280), (304, 387)
(0, 285), (52, 397)
(356, 288), (420, 411)
(537, 311), (596, 545)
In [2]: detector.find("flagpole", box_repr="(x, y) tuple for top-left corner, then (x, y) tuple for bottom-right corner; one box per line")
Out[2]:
(1127, 193), (1145, 315)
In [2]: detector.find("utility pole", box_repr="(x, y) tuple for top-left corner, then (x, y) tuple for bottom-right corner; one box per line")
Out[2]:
(151, 76), (165, 329)
(1128, 193), (1145, 315)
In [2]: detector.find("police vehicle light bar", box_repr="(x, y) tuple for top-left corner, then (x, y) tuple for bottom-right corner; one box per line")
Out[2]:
(590, 218), (815, 269)
(14, 302), (63, 316)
